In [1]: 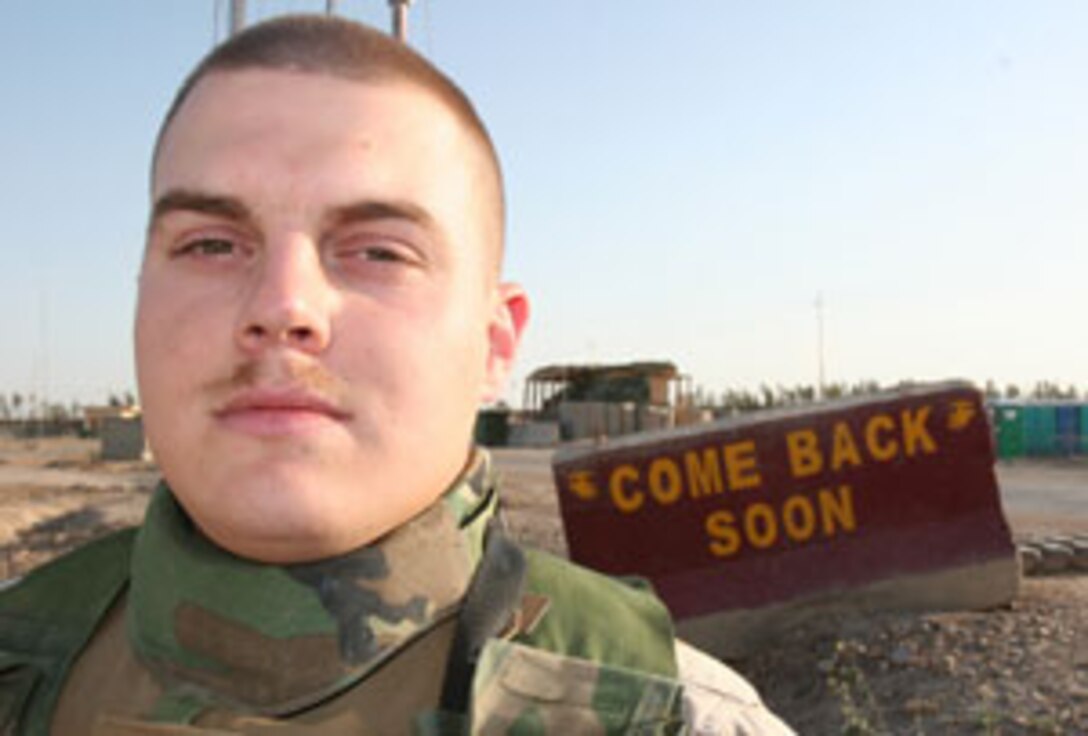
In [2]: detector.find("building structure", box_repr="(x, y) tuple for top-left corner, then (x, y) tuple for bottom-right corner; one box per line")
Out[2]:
(520, 361), (699, 441)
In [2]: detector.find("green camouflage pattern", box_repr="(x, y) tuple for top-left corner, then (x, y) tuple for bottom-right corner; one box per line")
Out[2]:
(1, 449), (706, 734)
(127, 452), (498, 716)
(0, 529), (134, 736)
(516, 548), (678, 679)
(467, 639), (685, 735)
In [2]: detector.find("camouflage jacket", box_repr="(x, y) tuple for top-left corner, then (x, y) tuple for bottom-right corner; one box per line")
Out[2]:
(0, 452), (792, 735)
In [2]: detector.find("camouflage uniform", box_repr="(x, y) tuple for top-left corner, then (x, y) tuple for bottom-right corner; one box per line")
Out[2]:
(0, 452), (792, 735)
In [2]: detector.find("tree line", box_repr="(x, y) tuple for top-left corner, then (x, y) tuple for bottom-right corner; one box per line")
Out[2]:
(0, 391), (137, 422)
(688, 379), (1085, 416)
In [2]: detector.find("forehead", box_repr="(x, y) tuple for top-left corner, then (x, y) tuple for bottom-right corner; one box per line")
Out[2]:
(154, 69), (471, 189)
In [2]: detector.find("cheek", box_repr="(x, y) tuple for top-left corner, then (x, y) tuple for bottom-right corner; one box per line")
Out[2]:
(343, 294), (489, 402)
(418, 308), (492, 413)
(135, 286), (172, 391)
(135, 276), (233, 389)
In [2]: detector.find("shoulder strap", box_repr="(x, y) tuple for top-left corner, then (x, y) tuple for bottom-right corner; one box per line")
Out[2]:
(438, 523), (526, 716)
(0, 528), (136, 736)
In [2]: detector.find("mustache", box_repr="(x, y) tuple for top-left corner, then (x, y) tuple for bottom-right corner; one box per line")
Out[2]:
(203, 359), (347, 402)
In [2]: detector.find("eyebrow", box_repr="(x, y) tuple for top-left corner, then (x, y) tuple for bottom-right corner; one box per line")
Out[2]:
(326, 199), (437, 233)
(148, 189), (256, 233)
(147, 191), (441, 244)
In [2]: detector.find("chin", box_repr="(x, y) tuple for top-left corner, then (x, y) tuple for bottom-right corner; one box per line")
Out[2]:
(173, 472), (359, 554)
(202, 504), (375, 563)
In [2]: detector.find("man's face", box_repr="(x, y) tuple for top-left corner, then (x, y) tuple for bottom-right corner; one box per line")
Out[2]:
(137, 69), (526, 562)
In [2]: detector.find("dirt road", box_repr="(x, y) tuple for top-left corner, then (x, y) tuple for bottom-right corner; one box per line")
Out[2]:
(994, 458), (1088, 535)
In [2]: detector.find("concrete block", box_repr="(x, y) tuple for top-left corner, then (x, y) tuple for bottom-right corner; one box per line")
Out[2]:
(553, 382), (1018, 657)
(100, 417), (147, 461)
(1071, 540), (1088, 572)
(1037, 542), (1074, 574)
(507, 421), (559, 448)
(1018, 545), (1043, 576)
(677, 558), (1019, 658)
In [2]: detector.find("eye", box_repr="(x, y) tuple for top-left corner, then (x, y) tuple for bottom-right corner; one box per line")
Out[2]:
(334, 239), (423, 269)
(173, 237), (239, 259)
(178, 238), (234, 256)
(358, 245), (406, 263)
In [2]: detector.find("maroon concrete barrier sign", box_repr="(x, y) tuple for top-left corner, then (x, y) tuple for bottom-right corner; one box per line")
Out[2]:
(553, 382), (1016, 622)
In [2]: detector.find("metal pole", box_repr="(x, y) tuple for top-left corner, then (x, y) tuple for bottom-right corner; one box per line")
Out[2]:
(326, 0), (339, 15)
(816, 293), (826, 399)
(390, 0), (411, 41)
(229, 0), (246, 36)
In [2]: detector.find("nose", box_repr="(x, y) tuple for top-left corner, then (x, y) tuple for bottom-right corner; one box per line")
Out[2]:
(235, 238), (332, 355)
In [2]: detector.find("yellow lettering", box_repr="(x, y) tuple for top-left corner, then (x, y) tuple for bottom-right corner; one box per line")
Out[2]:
(864, 414), (898, 461)
(744, 503), (778, 549)
(830, 422), (863, 471)
(786, 429), (823, 478)
(901, 406), (937, 457)
(609, 465), (643, 514)
(705, 510), (742, 558)
(723, 440), (762, 490)
(782, 494), (817, 542)
(818, 484), (857, 536)
(648, 458), (683, 505)
(685, 448), (724, 498)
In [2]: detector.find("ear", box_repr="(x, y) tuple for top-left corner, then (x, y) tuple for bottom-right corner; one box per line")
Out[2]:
(482, 281), (530, 403)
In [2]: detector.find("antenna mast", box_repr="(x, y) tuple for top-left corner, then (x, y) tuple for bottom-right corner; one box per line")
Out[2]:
(390, 0), (412, 41)
(225, 1), (412, 42)
(229, 0), (246, 36)
(815, 293), (826, 399)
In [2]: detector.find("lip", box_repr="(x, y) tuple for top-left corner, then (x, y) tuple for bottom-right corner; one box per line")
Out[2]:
(213, 388), (351, 436)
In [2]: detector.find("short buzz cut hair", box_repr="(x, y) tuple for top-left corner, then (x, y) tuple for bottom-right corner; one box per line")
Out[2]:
(152, 14), (505, 258)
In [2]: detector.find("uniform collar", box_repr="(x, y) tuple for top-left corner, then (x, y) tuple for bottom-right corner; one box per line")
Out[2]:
(127, 449), (498, 715)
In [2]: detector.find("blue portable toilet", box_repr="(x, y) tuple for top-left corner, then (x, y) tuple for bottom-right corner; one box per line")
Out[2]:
(1055, 404), (1079, 456)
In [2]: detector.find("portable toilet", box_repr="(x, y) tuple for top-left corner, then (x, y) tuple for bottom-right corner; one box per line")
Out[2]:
(1080, 404), (1088, 454)
(1022, 404), (1057, 457)
(1055, 404), (1079, 456)
(991, 402), (1024, 459)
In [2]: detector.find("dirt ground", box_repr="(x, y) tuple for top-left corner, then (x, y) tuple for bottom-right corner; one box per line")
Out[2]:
(2, 437), (1086, 734)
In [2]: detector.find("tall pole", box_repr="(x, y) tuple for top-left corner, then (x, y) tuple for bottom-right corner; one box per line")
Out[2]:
(816, 293), (826, 400)
(229, 0), (246, 36)
(390, 0), (412, 41)
(326, 0), (339, 15)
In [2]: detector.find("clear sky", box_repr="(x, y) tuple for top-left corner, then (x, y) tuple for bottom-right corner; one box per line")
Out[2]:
(1, 1), (1085, 407)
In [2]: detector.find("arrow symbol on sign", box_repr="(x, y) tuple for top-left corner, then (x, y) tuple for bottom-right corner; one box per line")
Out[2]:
(948, 400), (977, 431)
(567, 471), (600, 501)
